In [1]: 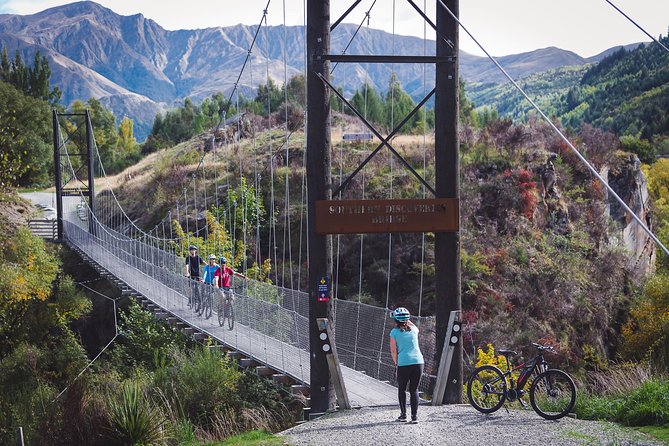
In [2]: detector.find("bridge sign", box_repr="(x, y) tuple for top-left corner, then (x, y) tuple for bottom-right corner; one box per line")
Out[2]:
(317, 276), (330, 302)
(315, 198), (459, 234)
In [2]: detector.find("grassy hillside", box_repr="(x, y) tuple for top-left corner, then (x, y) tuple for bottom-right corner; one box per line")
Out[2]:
(467, 65), (590, 121)
(559, 39), (669, 141)
(470, 35), (669, 157)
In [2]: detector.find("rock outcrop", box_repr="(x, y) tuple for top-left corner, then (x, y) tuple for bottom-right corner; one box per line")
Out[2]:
(538, 152), (571, 235)
(603, 153), (656, 278)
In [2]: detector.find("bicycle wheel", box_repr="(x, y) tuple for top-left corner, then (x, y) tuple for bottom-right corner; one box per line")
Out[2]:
(217, 300), (224, 327)
(226, 302), (234, 330)
(529, 369), (576, 420)
(202, 294), (212, 319)
(467, 365), (507, 413)
(193, 293), (202, 314)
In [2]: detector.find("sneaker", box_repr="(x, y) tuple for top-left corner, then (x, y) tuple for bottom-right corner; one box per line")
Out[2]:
(410, 416), (418, 424)
(396, 414), (407, 422)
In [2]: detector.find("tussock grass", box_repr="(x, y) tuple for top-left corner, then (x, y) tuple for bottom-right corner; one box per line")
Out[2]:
(575, 363), (669, 427)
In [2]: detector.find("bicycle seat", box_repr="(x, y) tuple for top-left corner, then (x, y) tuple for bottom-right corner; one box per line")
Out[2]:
(498, 349), (517, 356)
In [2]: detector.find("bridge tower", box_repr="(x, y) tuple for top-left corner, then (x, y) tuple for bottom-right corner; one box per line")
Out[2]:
(53, 110), (96, 240)
(307, 0), (462, 411)
(435, 0), (462, 404)
(306, 0), (336, 415)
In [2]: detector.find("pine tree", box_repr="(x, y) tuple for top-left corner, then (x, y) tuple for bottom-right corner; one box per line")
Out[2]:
(0, 47), (60, 105)
(385, 73), (421, 133)
(0, 48), (9, 82)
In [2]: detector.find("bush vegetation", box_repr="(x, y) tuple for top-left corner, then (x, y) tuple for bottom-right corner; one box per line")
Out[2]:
(0, 204), (301, 445)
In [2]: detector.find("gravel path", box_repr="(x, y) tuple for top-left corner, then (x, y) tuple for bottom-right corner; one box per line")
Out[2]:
(279, 405), (661, 446)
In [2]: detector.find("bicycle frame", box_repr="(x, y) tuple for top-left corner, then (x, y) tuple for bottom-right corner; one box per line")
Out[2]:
(502, 353), (549, 398)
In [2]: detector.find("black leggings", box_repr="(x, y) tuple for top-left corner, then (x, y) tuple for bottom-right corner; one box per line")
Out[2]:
(397, 363), (423, 416)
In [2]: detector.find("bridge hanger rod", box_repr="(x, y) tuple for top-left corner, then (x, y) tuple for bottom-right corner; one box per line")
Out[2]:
(405, 0), (454, 49)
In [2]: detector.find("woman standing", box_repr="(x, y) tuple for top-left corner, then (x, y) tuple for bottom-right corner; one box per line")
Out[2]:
(389, 307), (424, 424)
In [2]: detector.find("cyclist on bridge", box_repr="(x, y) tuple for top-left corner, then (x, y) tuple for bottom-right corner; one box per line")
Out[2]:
(185, 245), (205, 306)
(214, 256), (247, 303)
(389, 307), (424, 424)
(202, 254), (220, 286)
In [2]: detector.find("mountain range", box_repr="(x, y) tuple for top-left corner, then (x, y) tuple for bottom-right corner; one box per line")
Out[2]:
(0, 1), (635, 140)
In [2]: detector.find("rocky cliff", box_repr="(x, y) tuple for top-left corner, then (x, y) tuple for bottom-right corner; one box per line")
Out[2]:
(604, 153), (656, 278)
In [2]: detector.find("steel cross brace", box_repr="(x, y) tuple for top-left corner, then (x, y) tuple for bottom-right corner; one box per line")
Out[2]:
(317, 73), (437, 197)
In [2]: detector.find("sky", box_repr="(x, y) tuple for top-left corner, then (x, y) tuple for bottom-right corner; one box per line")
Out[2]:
(1, 0), (668, 58)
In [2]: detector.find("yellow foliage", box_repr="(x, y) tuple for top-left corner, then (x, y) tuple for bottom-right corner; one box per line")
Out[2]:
(0, 227), (59, 306)
(474, 343), (520, 384)
(475, 343), (509, 370)
(0, 227), (61, 343)
(621, 274), (669, 363)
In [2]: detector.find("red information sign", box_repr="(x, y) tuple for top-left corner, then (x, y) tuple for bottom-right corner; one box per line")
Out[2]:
(315, 198), (459, 234)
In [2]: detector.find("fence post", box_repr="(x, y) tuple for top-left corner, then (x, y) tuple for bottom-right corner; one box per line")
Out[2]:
(432, 310), (461, 405)
(316, 318), (351, 411)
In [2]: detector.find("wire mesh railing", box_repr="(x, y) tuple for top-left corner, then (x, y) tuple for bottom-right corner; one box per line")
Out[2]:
(63, 217), (437, 395)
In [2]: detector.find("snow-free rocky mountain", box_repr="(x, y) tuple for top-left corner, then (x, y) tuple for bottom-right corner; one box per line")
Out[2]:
(0, 1), (628, 140)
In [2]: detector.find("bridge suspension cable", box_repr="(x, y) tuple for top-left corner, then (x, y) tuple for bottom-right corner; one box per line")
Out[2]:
(436, 0), (669, 258)
(604, 0), (669, 54)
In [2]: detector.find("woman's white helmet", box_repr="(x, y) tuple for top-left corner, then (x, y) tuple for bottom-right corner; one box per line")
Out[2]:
(392, 307), (410, 322)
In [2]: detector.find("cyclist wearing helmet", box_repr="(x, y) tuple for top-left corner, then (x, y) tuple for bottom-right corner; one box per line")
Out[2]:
(214, 256), (247, 302)
(185, 245), (205, 280)
(185, 245), (205, 307)
(389, 307), (424, 424)
(202, 254), (220, 286)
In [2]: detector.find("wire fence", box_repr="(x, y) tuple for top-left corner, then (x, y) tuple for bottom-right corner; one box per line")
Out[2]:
(64, 218), (438, 396)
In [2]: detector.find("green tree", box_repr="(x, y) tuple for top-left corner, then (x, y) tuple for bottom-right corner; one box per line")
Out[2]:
(0, 47), (60, 105)
(620, 135), (655, 164)
(255, 78), (283, 115)
(0, 49), (9, 81)
(385, 73), (422, 133)
(285, 74), (306, 107)
(350, 82), (385, 126)
(0, 81), (52, 187)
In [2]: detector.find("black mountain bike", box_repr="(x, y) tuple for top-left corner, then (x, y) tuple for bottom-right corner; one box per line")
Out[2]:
(198, 288), (213, 319)
(467, 343), (577, 420)
(188, 277), (202, 313)
(218, 290), (234, 330)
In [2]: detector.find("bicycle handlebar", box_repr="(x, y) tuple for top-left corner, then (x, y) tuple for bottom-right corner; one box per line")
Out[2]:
(532, 342), (558, 353)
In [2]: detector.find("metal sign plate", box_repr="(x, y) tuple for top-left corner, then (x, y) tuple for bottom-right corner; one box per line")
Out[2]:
(317, 276), (330, 302)
(315, 198), (459, 234)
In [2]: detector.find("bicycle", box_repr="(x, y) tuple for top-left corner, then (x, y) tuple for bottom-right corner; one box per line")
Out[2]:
(467, 343), (577, 420)
(199, 287), (213, 319)
(187, 276), (202, 313)
(218, 289), (234, 330)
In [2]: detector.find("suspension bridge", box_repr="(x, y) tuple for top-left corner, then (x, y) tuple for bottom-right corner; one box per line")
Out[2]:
(23, 0), (669, 420)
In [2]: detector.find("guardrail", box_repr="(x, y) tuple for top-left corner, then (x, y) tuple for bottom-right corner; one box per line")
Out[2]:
(28, 219), (57, 240)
